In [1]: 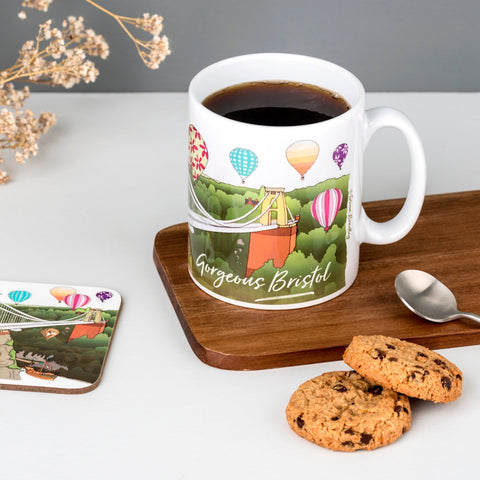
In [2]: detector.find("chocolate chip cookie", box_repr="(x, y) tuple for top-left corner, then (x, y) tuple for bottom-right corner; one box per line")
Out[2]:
(343, 335), (463, 403)
(285, 371), (411, 452)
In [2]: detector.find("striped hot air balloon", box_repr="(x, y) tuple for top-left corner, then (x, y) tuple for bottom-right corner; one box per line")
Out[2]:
(286, 140), (319, 180)
(50, 286), (76, 303)
(64, 293), (90, 310)
(229, 148), (258, 183)
(8, 290), (31, 303)
(311, 188), (343, 232)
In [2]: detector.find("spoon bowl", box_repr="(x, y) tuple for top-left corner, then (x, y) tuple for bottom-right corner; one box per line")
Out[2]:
(395, 270), (480, 324)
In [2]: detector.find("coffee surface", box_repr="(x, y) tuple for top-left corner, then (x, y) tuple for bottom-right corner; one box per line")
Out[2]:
(202, 81), (350, 126)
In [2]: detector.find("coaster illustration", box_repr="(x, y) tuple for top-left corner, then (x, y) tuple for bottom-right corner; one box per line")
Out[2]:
(0, 280), (121, 394)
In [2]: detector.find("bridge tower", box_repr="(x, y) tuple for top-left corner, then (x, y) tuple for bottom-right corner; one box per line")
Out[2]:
(259, 188), (288, 227)
(84, 308), (103, 324)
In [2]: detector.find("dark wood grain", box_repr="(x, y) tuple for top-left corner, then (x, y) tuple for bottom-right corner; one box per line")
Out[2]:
(153, 191), (480, 370)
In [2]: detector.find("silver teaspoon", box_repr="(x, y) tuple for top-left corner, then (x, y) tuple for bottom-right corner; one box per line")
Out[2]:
(395, 269), (480, 324)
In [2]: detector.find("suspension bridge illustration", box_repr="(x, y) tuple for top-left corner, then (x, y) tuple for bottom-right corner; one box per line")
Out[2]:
(188, 181), (299, 233)
(188, 181), (300, 277)
(0, 302), (104, 332)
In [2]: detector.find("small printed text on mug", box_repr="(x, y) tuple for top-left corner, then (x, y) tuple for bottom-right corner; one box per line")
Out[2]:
(195, 253), (332, 292)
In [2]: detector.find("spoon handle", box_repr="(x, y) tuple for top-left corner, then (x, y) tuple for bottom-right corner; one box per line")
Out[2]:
(459, 312), (480, 324)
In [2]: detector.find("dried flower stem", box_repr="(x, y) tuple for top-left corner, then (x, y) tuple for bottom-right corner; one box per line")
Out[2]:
(85, 0), (170, 69)
(1, 0), (171, 183)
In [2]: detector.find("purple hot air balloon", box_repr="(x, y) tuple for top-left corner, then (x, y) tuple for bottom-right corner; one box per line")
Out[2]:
(64, 293), (90, 310)
(96, 291), (113, 303)
(311, 188), (343, 232)
(332, 143), (348, 170)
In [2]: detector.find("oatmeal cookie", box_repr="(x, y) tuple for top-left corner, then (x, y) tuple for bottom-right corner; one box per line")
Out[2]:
(285, 370), (411, 452)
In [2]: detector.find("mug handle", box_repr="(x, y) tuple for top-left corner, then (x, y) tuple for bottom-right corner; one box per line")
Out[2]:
(358, 107), (427, 245)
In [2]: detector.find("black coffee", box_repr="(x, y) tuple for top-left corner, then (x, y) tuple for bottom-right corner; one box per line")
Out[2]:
(202, 81), (350, 126)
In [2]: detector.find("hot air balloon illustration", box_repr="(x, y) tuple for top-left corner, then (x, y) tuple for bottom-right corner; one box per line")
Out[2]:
(41, 328), (59, 340)
(332, 143), (348, 170)
(229, 147), (258, 183)
(64, 293), (90, 310)
(286, 140), (319, 180)
(50, 286), (77, 303)
(96, 290), (113, 303)
(8, 290), (31, 303)
(189, 124), (209, 183)
(311, 188), (343, 233)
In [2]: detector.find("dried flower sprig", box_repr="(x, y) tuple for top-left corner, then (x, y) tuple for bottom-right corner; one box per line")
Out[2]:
(1, 0), (171, 182)
(1, 17), (107, 88)
(21, 0), (54, 14)
(0, 83), (56, 173)
(84, 0), (171, 69)
(18, 0), (171, 70)
(0, 13), (106, 179)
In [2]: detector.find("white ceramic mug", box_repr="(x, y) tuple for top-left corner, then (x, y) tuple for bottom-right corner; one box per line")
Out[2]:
(187, 53), (426, 309)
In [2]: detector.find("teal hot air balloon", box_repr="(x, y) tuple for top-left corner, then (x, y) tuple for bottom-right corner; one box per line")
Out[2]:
(8, 289), (31, 303)
(229, 148), (258, 183)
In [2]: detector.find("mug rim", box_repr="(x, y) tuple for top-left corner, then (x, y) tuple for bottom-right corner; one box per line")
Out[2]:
(188, 52), (365, 130)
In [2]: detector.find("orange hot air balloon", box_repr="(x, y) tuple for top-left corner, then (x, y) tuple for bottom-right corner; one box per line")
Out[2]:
(286, 140), (319, 180)
(50, 286), (76, 303)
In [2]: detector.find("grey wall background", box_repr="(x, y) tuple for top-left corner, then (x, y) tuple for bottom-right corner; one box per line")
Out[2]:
(1, 0), (479, 92)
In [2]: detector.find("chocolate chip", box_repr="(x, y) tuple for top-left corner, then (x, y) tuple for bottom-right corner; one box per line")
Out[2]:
(456, 373), (463, 381)
(434, 359), (448, 368)
(441, 376), (452, 390)
(394, 405), (405, 415)
(344, 428), (355, 435)
(332, 384), (347, 392)
(411, 366), (430, 381)
(416, 352), (428, 361)
(296, 414), (305, 429)
(331, 416), (340, 421)
(386, 344), (396, 350)
(372, 349), (387, 360)
(360, 433), (372, 445)
(367, 385), (383, 396)
(388, 357), (398, 362)
(341, 441), (354, 447)
(411, 369), (427, 381)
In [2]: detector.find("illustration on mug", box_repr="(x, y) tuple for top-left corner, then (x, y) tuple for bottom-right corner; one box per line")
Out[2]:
(188, 125), (351, 306)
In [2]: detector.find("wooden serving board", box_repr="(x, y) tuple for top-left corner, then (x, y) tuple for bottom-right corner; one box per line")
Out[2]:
(153, 191), (480, 370)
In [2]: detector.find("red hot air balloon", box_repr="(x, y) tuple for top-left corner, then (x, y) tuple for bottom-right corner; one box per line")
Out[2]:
(64, 293), (90, 310)
(311, 188), (343, 232)
(188, 124), (209, 183)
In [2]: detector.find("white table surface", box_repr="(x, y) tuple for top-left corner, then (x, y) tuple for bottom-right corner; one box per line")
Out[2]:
(2, 92), (480, 479)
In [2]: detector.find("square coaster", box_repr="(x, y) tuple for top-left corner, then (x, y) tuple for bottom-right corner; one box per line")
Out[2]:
(0, 280), (121, 393)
